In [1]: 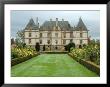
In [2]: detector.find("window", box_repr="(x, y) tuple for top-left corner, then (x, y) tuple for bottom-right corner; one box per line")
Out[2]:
(63, 40), (66, 44)
(55, 40), (58, 44)
(80, 32), (83, 37)
(70, 39), (73, 43)
(29, 32), (31, 37)
(40, 33), (42, 38)
(70, 32), (73, 38)
(40, 40), (42, 44)
(29, 39), (31, 44)
(63, 32), (66, 38)
(47, 40), (50, 44)
(47, 32), (51, 37)
(55, 33), (58, 37)
(80, 40), (83, 44)
(55, 46), (58, 49)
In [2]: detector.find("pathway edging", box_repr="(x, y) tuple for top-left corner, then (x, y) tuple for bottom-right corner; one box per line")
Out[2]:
(68, 53), (100, 75)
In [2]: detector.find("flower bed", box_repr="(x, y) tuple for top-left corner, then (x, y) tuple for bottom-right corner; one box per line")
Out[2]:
(68, 44), (100, 75)
(11, 53), (39, 66)
(70, 44), (100, 65)
(11, 47), (37, 59)
(11, 47), (39, 66)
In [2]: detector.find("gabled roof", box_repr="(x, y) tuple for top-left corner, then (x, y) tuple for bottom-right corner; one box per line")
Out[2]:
(76, 17), (88, 31)
(40, 21), (73, 31)
(25, 18), (39, 30)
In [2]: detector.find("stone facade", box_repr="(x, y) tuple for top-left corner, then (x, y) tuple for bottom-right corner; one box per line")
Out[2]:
(24, 17), (89, 51)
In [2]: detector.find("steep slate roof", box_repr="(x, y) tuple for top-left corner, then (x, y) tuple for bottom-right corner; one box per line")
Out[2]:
(76, 17), (88, 31)
(25, 18), (39, 30)
(40, 20), (73, 31)
(24, 18), (88, 31)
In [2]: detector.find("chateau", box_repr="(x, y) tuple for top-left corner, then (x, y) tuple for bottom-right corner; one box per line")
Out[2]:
(24, 17), (89, 51)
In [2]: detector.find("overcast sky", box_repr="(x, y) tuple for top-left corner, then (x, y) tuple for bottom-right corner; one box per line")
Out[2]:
(11, 10), (100, 40)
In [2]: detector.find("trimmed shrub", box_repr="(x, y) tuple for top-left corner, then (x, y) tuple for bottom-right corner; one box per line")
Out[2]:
(68, 53), (100, 75)
(11, 53), (39, 66)
(35, 42), (40, 52)
(64, 42), (75, 52)
(80, 59), (100, 75)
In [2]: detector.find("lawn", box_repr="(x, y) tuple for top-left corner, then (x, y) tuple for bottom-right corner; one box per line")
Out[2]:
(11, 54), (98, 77)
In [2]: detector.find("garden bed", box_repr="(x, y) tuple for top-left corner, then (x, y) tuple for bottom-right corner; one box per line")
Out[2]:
(11, 53), (40, 66)
(68, 53), (100, 75)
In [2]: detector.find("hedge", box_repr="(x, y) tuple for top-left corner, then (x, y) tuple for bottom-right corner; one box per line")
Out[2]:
(68, 53), (100, 76)
(41, 51), (69, 54)
(79, 59), (100, 75)
(11, 53), (39, 66)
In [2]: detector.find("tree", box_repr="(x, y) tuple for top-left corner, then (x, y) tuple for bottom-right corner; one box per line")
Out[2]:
(43, 45), (45, 51)
(16, 29), (25, 43)
(96, 39), (100, 46)
(79, 45), (82, 49)
(15, 38), (21, 48)
(11, 38), (15, 45)
(64, 45), (68, 51)
(64, 41), (75, 52)
(23, 43), (26, 48)
(89, 39), (95, 46)
(35, 42), (40, 52)
(68, 42), (75, 52)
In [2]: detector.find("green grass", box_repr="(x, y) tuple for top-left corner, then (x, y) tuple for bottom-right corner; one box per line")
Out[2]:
(11, 54), (98, 77)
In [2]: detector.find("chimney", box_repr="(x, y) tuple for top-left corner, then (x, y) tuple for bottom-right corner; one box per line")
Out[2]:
(36, 17), (38, 26)
(50, 18), (52, 21)
(56, 18), (58, 27)
(38, 23), (40, 28)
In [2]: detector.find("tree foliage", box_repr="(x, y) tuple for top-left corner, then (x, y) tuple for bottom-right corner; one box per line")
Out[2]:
(35, 42), (40, 52)
(11, 38), (15, 45)
(64, 41), (75, 52)
(16, 29), (25, 42)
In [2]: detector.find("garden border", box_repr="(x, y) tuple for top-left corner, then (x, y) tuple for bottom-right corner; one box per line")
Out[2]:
(11, 53), (40, 66)
(68, 53), (100, 76)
